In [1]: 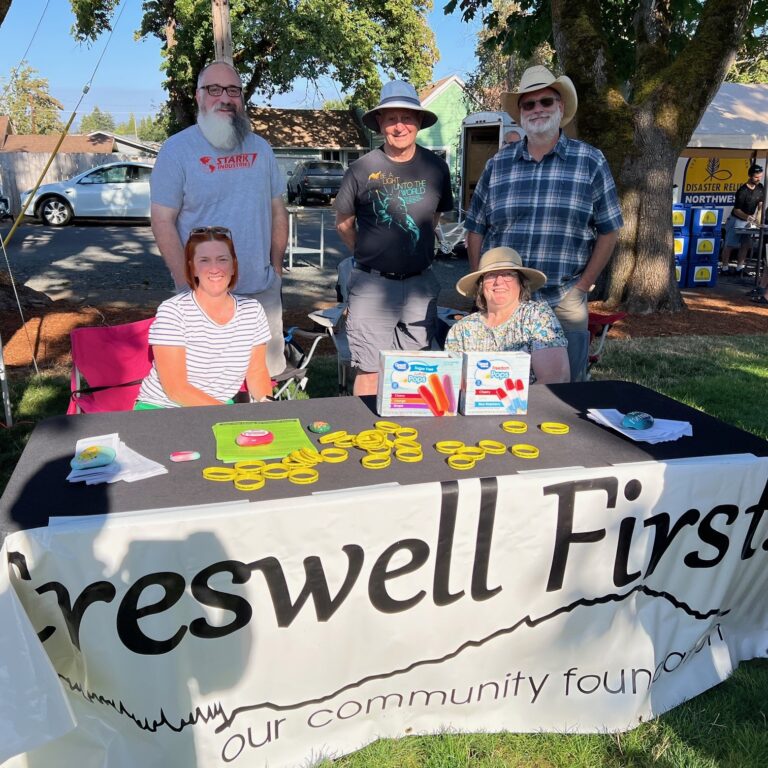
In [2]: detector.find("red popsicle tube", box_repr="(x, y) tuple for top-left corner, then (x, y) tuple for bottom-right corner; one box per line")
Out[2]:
(418, 384), (444, 416)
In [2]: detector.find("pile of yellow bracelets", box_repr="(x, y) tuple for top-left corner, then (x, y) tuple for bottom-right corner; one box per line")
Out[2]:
(316, 421), (424, 470)
(202, 453), (323, 491)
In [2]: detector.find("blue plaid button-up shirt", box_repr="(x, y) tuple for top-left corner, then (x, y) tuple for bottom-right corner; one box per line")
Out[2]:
(465, 132), (623, 305)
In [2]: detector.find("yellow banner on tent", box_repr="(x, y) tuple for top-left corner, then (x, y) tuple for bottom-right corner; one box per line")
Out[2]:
(682, 157), (751, 205)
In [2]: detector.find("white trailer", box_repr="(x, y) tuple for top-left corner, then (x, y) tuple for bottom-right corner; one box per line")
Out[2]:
(458, 111), (521, 216)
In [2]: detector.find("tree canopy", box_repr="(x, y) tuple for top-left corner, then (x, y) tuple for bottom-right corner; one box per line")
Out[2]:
(448, 0), (765, 312)
(70, 0), (438, 131)
(79, 105), (116, 133)
(0, 62), (64, 134)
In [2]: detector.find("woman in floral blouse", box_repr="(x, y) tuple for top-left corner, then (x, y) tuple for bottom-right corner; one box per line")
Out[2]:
(445, 246), (570, 383)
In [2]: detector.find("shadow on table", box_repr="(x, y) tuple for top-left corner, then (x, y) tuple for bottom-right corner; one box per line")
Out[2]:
(4, 454), (253, 765)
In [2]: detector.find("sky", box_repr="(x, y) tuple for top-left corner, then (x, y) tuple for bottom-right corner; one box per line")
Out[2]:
(0, 0), (481, 125)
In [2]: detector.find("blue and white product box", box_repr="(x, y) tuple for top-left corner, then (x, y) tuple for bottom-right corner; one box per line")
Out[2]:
(376, 351), (462, 417)
(459, 351), (531, 415)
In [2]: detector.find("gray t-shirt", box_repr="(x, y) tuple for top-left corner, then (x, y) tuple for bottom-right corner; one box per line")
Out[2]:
(151, 125), (286, 293)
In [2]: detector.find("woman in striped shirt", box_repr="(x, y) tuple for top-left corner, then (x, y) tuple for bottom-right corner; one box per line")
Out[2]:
(135, 227), (272, 408)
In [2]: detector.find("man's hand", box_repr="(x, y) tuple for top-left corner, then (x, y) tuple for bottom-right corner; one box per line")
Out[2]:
(336, 211), (357, 254)
(271, 197), (289, 277)
(151, 203), (185, 288)
(466, 231), (483, 272)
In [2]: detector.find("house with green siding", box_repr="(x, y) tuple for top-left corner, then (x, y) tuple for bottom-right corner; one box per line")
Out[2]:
(416, 76), (472, 192)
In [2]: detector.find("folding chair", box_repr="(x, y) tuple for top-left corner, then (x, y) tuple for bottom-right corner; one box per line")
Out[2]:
(68, 318), (154, 414)
(587, 311), (627, 377)
(308, 257), (354, 395)
(271, 326), (327, 400)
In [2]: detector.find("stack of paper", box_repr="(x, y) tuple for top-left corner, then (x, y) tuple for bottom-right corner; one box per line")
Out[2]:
(587, 409), (692, 444)
(67, 433), (168, 485)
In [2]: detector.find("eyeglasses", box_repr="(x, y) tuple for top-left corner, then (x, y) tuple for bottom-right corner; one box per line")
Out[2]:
(482, 270), (519, 283)
(198, 84), (242, 97)
(519, 95), (560, 112)
(190, 226), (232, 237)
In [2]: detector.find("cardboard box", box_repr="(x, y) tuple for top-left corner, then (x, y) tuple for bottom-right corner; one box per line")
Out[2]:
(376, 351), (462, 417)
(459, 351), (531, 415)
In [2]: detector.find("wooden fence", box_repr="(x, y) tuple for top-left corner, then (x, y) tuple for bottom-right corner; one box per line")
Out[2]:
(0, 153), (153, 215)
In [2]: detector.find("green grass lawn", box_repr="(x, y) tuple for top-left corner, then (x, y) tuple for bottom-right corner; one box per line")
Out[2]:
(2, 335), (767, 766)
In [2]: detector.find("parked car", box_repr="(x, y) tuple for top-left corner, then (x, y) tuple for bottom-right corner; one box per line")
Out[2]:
(286, 160), (345, 205)
(20, 161), (153, 226)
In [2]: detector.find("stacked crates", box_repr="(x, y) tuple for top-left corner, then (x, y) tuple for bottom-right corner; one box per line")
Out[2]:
(672, 204), (690, 287)
(687, 207), (722, 287)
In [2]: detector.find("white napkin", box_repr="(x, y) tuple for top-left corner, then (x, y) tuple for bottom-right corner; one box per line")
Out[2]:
(587, 409), (692, 444)
(67, 433), (167, 484)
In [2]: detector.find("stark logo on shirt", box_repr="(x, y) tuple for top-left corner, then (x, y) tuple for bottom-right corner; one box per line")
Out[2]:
(199, 153), (259, 173)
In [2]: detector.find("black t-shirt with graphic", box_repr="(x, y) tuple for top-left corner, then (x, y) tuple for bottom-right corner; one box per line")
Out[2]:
(733, 182), (764, 216)
(336, 146), (454, 273)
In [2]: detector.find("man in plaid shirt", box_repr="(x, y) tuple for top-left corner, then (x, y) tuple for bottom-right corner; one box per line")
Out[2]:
(465, 66), (623, 382)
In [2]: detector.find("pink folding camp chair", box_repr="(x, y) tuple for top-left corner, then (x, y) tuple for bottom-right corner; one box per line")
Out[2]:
(67, 318), (154, 414)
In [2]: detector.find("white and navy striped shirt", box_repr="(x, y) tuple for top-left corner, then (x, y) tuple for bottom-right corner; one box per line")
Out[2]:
(138, 291), (271, 407)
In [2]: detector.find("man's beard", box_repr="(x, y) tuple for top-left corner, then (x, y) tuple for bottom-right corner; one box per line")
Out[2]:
(197, 105), (250, 150)
(521, 110), (561, 143)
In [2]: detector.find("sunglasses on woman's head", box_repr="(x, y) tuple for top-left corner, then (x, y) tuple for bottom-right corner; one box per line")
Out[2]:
(190, 226), (232, 237)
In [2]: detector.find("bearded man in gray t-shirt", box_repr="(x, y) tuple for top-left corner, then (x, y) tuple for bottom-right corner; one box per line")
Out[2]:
(151, 60), (289, 375)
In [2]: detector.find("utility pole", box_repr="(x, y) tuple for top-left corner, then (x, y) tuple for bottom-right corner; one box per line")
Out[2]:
(212, 0), (233, 64)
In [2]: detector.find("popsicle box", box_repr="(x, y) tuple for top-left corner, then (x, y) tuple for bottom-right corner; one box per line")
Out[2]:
(376, 351), (462, 417)
(458, 351), (531, 415)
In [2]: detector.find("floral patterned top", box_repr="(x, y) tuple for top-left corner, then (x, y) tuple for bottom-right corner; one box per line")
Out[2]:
(444, 301), (567, 382)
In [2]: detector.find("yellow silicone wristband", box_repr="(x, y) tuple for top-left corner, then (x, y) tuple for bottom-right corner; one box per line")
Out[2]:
(366, 445), (392, 457)
(435, 440), (465, 454)
(234, 460), (266, 472)
(362, 454), (392, 470)
(300, 447), (324, 462)
(478, 439), (507, 455)
(448, 454), (476, 470)
(288, 450), (318, 465)
(333, 435), (357, 448)
(540, 421), (570, 435)
(502, 420), (528, 434)
(288, 467), (319, 485)
(511, 443), (540, 459)
(234, 469), (265, 479)
(375, 420), (402, 433)
(261, 464), (291, 479)
(458, 446), (486, 460)
(234, 475), (266, 491)
(394, 427), (419, 440)
(202, 467), (237, 482)
(393, 438), (421, 449)
(320, 447), (348, 463)
(318, 430), (348, 444)
(395, 448), (423, 463)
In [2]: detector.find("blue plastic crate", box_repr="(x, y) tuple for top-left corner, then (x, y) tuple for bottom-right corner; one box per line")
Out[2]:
(690, 206), (722, 234)
(672, 204), (690, 232)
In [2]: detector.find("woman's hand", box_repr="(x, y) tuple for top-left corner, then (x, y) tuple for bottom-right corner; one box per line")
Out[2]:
(246, 344), (272, 402)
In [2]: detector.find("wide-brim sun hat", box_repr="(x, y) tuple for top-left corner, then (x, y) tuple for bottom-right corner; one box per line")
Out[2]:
(502, 65), (578, 128)
(456, 247), (548, 297)
(362, 80), (438, 133)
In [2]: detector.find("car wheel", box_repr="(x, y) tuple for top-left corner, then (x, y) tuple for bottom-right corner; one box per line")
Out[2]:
(299, 187), (308, 206)
(39, 197), (73, 226)
(287, 187), (296, 203)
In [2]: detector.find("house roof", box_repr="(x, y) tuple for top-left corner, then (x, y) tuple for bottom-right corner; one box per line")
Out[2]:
(688, 83), (768, 151)
(88, 131), (159, 155)
(419, 75), (466, 105)
(248, 107), (368, 149)
(1, 134), (115, 153)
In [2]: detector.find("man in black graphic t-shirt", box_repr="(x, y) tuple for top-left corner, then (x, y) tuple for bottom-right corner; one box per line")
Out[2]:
(336, 81), (453, 396)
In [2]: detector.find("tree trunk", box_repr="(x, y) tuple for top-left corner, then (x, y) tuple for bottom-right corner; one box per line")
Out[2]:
(551, 0), (752, 314)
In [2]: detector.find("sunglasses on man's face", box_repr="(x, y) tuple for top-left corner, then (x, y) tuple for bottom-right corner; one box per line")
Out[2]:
(199, 84), (242, 97)
(190, 226), (232, 237)
(519, 95), (560, 112)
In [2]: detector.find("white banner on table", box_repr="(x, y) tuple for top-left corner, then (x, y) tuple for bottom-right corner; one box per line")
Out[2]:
(3, 456), (768, 767)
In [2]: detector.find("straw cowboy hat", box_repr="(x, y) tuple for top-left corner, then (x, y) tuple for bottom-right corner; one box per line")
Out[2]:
(362, 80), (438, 133)
(456, 247), (547, 297)
(502, 65), (578, 128)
